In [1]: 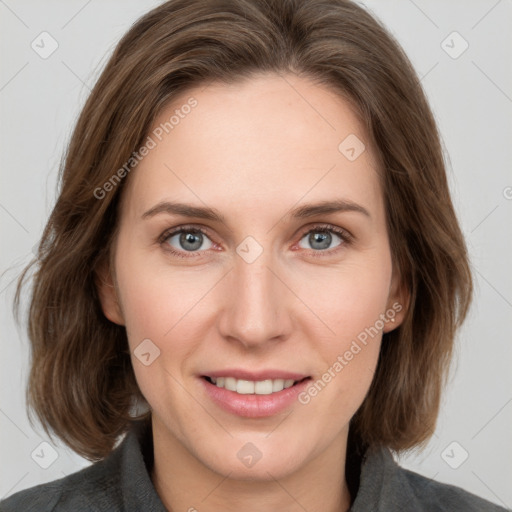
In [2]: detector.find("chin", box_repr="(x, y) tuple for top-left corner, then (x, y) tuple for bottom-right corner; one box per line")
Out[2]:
(192, 431), (314, 481)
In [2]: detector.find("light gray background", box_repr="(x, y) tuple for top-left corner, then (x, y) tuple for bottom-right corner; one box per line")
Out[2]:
(1, 0), (511, 507)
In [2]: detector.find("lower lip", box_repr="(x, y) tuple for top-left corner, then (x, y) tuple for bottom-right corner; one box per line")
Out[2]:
(200, 377), (311, 418)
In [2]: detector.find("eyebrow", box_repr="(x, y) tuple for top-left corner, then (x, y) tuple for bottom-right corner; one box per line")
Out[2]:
(289, 199), (370, 219)
(141, 199), (371, 223)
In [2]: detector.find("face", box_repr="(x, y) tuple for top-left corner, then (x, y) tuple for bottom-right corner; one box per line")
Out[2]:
(99, 73), (406, 480)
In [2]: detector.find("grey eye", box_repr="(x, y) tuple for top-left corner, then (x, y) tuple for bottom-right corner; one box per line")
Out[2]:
(298, 230), (343, 251)
(166, 230), (213, 252)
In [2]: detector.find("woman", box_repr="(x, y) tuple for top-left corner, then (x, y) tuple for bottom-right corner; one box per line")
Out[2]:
(1, 0), (506, 510)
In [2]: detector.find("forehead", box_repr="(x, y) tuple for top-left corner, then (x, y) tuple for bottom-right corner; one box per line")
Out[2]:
(123, 73), (382, 220)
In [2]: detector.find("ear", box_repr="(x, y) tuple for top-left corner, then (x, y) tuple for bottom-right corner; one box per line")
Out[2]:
(95, 259), (125, 326)
(383, 267), (410, 334)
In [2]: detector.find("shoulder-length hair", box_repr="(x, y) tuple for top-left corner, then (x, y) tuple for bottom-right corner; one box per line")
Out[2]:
(15, 0), (472, 460)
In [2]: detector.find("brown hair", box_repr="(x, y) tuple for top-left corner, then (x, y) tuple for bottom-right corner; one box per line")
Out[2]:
(14, 0), (472, 460)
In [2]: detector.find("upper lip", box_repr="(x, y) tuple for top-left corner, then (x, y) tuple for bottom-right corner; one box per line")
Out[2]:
(202, 369), (309, 381)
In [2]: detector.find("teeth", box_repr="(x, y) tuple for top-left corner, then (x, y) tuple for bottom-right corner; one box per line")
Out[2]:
(237, 380), (255, 394)
(209, 377), (298, 394)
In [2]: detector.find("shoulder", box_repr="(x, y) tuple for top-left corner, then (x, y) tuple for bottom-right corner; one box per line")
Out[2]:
(0, 419), (163, 512)
(0, 451), (121, 512)
(352, 445), (508, 512)
(398, 464), (507, 512)
(1, 419), (165, 512)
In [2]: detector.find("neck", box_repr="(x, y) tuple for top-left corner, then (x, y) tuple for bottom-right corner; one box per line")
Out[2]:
(150, 417), (352, 512)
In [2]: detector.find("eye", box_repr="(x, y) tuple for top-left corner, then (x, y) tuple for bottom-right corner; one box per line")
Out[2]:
(297, 225), (351, 254)
(160, 226), (214, 257)
(158, 223), (352, 260)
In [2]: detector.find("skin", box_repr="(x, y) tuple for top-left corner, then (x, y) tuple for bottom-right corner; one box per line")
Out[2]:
(98, 73), (408, 512)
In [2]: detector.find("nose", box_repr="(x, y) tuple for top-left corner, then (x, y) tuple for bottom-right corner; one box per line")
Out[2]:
(217, 247), (293, 350)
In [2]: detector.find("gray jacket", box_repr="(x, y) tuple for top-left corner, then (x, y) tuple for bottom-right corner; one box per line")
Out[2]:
(1, 419), (507, 511)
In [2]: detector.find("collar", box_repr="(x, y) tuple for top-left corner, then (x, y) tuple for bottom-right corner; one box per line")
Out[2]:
(350, 444), (421, 511)
(119, 418), (167, 512)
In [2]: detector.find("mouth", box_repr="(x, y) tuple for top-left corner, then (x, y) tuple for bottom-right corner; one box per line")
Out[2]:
(200, 372), (312, 418)
(202, 376), (310, 395)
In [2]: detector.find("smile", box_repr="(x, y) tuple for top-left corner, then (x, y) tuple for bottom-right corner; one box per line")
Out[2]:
(205, 376), (300, 395)
(200, 372), (312, 418)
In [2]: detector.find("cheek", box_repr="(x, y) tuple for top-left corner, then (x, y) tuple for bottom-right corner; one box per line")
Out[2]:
(115, 245), (216, 340)
(292, 252), (393, 340)
(292, 253), (391, 404)
(115, 261), (205, 418)
(114, 252), (225, 405)
(296, 293), (384, 428)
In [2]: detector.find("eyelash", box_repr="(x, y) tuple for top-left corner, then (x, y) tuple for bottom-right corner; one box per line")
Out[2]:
(158, 223), (353, 259)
